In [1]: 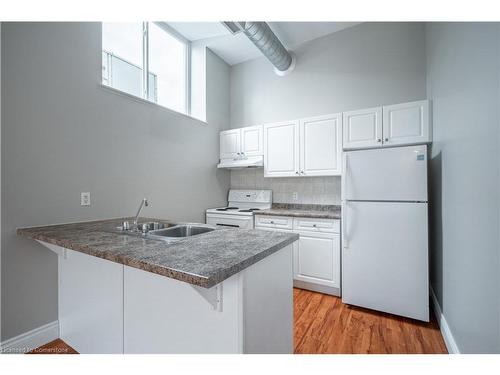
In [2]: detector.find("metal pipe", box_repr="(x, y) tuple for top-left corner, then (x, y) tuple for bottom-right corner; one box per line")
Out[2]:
(242, 22), (295, 75)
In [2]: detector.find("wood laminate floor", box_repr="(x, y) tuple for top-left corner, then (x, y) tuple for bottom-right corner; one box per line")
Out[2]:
(29, 288), (447, 354)
(294, 288), (447, 354)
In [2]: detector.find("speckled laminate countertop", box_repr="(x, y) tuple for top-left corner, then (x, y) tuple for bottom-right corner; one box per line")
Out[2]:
(255, 204), (341, 219)
(17, 217), (298, 288)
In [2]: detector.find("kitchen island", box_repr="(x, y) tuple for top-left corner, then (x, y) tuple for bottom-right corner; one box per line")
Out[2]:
(17, 218), (298, 354)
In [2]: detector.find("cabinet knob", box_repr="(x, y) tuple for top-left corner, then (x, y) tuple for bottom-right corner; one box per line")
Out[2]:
(312, 224), (317, 227)
(270, 221), (274, 224)
(377, 138), (382, 142)
(301, 171), (305, 174)
(295, 171), (299, 175)
(385, 138), (389, 142)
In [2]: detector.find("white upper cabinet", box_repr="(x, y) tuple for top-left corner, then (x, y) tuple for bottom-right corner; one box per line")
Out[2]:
(342, 107), (383, 150)
(342, 100), (431, 150)
(220, 129), (241, 159)
(241, 125), (264, 157)
(300, 114), (342, 176)
(220, 125), (263, 160)
(383, 100), (431, 146)
(264, 120), (300, 177)
(264, 114), (342, 178)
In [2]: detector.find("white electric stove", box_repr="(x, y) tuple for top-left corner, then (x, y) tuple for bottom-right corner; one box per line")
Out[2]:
(206, 189), (272, 229)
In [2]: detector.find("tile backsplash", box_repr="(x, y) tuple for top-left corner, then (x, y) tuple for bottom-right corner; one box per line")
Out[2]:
(230, 169), (341, 205)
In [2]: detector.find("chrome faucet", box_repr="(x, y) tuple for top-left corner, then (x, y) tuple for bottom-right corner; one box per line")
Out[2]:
(133, 198), (149, 227)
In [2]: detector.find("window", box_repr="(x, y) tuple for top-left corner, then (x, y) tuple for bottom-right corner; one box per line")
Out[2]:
(102, 22), (190, 114)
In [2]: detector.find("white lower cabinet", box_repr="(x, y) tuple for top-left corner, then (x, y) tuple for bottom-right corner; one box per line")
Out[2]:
(255, 215), (341, 296)
(255, 215), (293, 230)
(293, 231), (340, 290)
(48, 241), (293, 354)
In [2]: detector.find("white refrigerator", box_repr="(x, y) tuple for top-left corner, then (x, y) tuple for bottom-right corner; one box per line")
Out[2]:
(341, 145), (429, 321)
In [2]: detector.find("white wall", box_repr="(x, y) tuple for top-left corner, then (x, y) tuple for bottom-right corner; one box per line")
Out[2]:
(229, 22), (427, 204)
(230, 22), (426, 127)
(426, 22), (500, 353)
(1, 22), (231, 341)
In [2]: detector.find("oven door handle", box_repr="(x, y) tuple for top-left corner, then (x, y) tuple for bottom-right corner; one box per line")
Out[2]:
(215, 223), (240, 228)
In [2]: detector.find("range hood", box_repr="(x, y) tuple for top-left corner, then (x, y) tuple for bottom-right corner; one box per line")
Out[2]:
(217, 155), (264, 169)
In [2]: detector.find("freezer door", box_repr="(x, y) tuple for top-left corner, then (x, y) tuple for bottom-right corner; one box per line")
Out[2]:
(342, 201), (429, 321)
(343, 145), (427, 201)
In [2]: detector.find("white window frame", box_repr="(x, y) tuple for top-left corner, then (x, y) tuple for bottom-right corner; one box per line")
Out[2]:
(101, 22), (192, 116)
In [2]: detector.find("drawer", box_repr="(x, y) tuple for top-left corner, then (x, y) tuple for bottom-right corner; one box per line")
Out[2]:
(293, 217), (340, 233)
(255, 215), (293, 230)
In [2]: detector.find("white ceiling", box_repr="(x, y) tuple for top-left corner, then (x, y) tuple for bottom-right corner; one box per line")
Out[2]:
(166, 22), (360, 66)
(167, 22), (229, 41)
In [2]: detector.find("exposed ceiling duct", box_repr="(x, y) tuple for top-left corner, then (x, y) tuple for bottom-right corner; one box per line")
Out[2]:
(222, 21), (296, 76)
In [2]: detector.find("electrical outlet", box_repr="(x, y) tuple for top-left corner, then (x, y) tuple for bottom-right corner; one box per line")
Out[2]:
(292, 192), (299, 202)
(81, 192), (91, 206)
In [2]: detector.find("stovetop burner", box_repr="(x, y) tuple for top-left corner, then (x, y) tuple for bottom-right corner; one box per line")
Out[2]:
(215, 206), (239, 211)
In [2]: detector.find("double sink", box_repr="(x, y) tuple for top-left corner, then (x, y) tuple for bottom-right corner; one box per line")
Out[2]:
(118, 221), (215, 242)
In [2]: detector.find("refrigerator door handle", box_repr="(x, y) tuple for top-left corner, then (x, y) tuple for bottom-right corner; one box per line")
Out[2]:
(342, 153), (349, 249)
(342, 201), (349, 249)
(342, 153), (348, 201)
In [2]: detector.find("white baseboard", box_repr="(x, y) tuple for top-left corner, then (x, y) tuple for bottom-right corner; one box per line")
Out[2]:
(430, 288), (460, 354)
(0, 321), (59, 354)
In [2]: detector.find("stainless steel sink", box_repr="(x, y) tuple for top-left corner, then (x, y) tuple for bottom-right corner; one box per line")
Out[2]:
(147, 225), (215, 240)
(116, 221), (174, 232)
(137, 222), (173, 231)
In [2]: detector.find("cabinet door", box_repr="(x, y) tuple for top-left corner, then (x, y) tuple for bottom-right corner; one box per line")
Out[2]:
(299, 113), (342, 176)
(342, 107), (383, 150)
(293, 231), (340, 289)
(220, 129), (241, 159)
(263, 120), (300, 177)
(241, 125), (263, 157)
(382, 100), (431, 146)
